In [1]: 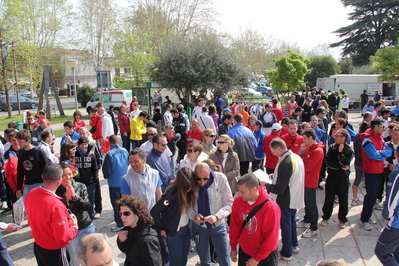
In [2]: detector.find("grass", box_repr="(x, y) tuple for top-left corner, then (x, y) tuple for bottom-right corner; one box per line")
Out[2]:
(0, 114), (74, 131)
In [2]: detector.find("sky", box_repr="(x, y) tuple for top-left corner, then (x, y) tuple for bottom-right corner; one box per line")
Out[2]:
(212, 0), (351, 56)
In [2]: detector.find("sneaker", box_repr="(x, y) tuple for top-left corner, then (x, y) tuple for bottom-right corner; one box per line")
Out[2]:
(1, 207), (12, 215)
(369, 219), (377, 224)
(320, 219), (329, 226)
(296, 221), (310, 228)
(374, 203), (384, 210)
(302, 228), (318, 238)
(111, 226), (124, 232)
(318, 185), (324, 190)
(351, 198), (362, 206)
(93, 213), (101, 219)
(338, 221), (346, 229)
(278, 253), (292, 262)
(295, 216), (299, 221)
(292, 246), (300, 253)
(359, 221), (372, 231)
(334, 196), (339, 203)
(190, 239), (196, 252)
(1, 202), (7, 210)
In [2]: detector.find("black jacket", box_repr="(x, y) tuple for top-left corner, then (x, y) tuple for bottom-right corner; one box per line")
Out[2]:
(74, 152), (98, 185)
(150, 185), (181, 237)
(325, 143), (353, 178)
(117, 223), (162, 266)
(56, 181), (92, 230)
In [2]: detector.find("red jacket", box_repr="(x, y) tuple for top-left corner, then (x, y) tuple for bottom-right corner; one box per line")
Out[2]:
(360, 128), (385, 173)
(281, 133), (304, 155)
(263, 132), (281, 169)
(25, 187), (78, 250)
(271, 105), (283, 122)
(301, 142), (324, 188)
(230, 187), (280, 262)
(90, 114), (103, 140)
(118, 112), (130, 134)
(187, 129), (203, 144)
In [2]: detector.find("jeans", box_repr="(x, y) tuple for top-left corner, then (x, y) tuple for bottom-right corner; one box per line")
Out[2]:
(375, 225), (399, 266)
(196, 223), (230, 266)
(304, 187), (318, 231)
(94, 181), (102, 214)
(165, 224), (190, 266)
(0, 233), (14, 266)
(280, 208), (298, 258)
(23, 183), (42, 200)
(67, 223), (95, 266)
(86, 183), (96, 219)
(322, 175), (349, 222)
(361, 173), (383, 222)
(238, 247), (278, 266)
(109, 187), (123, 227)
(121, 132), (130, 152)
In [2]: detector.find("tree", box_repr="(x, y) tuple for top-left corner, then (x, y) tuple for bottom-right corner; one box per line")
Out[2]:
(370, 45), (399, 83)
(266, 50), (310, 103)
(330, 0), (399, 66)
(305, 56), (341, 87)
(151, 35), (249, 107)
(339, 57), (354, 74)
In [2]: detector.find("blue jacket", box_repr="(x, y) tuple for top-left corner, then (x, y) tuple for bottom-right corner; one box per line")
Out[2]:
(60, 131), (80, 145)
(227, 123), (257, 162)
(102, 145), (129, 187)
(313, 126), (326, 144)
(253, 128), (266, 159)
(383, 167), (399, 228)
(215, 97), (224, 108)
(147, 149), (174, 192)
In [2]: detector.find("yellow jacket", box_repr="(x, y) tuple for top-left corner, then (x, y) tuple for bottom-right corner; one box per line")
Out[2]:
(130, 116), (146, 140)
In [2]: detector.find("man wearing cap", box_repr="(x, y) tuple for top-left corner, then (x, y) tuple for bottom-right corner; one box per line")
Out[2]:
(260, 103), (277, 135)
(301, 98), (314, 122)
(219, 113), (233, 135)
(263, 123), (282, 174)
(252, 120), (266, 172)
(75, 137), (99, 219)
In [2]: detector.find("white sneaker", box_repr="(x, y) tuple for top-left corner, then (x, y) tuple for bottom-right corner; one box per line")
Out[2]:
(302, 228), (318, 238)
(320, 219), (329, 226)
(93, 213), (101, 219)
(1, 202), (7, 210)
(296, 221), (310, 228)
(359, 221), (372, 231)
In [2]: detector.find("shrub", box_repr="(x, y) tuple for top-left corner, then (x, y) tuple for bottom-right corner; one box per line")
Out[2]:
(77, 84), (96, 107)
(58, 89), (68, 96)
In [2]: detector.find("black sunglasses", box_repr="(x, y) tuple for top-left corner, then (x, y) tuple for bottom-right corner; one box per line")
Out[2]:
(217, 141), (227, 144)
(157, 143), (168, 146)
(187, 149), (194, 153)
(207, 135), (216, 138)
(119, 211), (132, 217)
(147, 133), (156, 136)
(196, 177), (209, 181)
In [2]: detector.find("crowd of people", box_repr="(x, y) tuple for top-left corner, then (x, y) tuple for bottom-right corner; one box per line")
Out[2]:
(0, 87), (398, 266)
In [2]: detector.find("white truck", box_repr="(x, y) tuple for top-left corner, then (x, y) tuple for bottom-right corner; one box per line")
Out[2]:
(316, 74), (398, 109)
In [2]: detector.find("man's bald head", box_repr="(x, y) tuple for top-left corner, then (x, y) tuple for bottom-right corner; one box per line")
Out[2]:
(77, 233), (113, 266)
(195, 162), (210, 176)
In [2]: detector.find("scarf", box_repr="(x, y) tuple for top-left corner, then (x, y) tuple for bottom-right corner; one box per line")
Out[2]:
(197, 170), (215, 230)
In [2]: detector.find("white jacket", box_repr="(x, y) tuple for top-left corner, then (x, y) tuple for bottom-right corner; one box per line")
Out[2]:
(198, 113), (216, 132)
(179, 152), (208, 171)
(101, 113), (114, 138)
(188, 171), (233, 228)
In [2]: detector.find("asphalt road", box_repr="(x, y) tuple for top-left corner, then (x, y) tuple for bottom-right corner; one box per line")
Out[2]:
(0, 97), (78, 117)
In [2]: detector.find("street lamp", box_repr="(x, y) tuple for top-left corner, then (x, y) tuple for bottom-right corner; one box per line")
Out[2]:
(67, 60), (79, 111)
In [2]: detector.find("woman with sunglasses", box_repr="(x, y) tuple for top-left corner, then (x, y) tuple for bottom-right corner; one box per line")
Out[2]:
(56, 163), (94, 266)
(117, 196), (162, 266)
(201, 128), (217, 155)
(59, 142), (79, 178)
(209, 134), (240, 195)
(150, 167), (199, 266)
(179, 142), (208, 170)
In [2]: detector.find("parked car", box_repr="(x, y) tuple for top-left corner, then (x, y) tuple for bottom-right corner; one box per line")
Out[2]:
(238, 88), (262, 96)
(254, 86), (274, 95)
(86, 90), (132, 114)
(18, 90), (32, 98)
(0, 96), (38, 111)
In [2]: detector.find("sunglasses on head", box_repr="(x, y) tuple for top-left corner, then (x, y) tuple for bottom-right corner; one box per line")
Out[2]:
(119, 211), (132, 217)
(196, 177), (209, 181)
(217, 141), (227, 144)
(157, 143), (168, 146)
(207, 135), (216, 138)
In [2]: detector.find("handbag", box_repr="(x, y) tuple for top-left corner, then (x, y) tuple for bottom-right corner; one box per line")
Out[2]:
(242, 198), (272, 229)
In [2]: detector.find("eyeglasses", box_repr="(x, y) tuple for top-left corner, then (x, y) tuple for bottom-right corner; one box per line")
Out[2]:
(187, 149), (194, 153)
(196, 177), (209, 181)
(207, 135), (216, 138)
(157, 143), (168, 146)
(70, 148), (77, 152)
(147, 133), (156, 136)
(119, 211), (132, 217)
(217, 141), (227, 144)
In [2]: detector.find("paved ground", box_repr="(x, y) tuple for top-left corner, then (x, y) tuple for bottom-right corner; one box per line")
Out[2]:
(1, 111), (385, 266)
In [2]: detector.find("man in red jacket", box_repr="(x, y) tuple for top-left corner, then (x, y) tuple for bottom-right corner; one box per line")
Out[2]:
(263, 123), (282, 174)
(297, 128), (324, 237)
(281, 119), (303, 155)
(25, 163), (78, 266)
(230, 173), (281, 266)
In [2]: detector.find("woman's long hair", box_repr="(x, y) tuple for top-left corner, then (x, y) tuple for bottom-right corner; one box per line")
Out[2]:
(117, 196), (154, 226)
(60, 142), (76, 159)
(172, 167), (198, 213)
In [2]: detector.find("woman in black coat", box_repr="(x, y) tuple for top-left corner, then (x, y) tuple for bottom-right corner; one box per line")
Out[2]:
(117, 196), (161, 266)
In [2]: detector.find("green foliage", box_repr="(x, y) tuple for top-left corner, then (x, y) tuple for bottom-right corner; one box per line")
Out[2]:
(151, 34), (249, 106)
(339, 57), (354, 74)
(305, 56), (341, 87)
(331, 0), (399, 66)
(77, 84), (96, 107)
(370, 45), (399, 83)
(266, 50), (310, 103)
(58, 89), (67, 96)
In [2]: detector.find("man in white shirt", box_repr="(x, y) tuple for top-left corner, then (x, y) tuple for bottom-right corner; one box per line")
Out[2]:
(198, 106), (216, 132)
(192, 98), (205, 119)
(140, 127), (173, 157)
(98, 108), (113, 139)
(163, 104), (173, 125)
(129, 101), (141, 120)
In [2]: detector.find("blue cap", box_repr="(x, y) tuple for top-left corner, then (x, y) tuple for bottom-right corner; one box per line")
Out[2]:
(223, 108), (231, 113)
